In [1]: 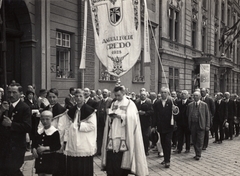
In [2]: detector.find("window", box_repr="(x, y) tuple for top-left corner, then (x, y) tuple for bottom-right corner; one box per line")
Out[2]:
(221, 2), (225, 22)
(169, 7), (180, 42)
(174, 11), (179, 42)
(202, 0), (207, 9)
(192, 21), (197, 48)
(169, 8), (174, 40)
(56, 31), (74, 79)
(215, 0), (218, 17)
(227, 7), (231, 27)
(99, 63), (117, 81)
(169, 67), (179, 92)
(133, 50), (144, 82)
(202, 27), (206, 52)
(214, 33), (218, 55)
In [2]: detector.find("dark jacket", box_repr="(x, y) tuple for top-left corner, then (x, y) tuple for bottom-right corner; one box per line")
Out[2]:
(43, 103), (66, 117)
(86, 98), (98, 110)
(236, 101), (240, 118)
(135, 99), (154, 130)
(64, 94), (75, 109)
(225, 99), (236, 120)
(0, 100), (31, 173)
(202, 96), (215, 117)
(176, 99), (192, 128)
(214, 100), (227, 122)
(97, 98), (113, 128)
(153, 98), (174, 133)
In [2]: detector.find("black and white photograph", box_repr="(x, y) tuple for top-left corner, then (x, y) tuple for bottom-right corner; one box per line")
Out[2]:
(1, 0), (240, 175)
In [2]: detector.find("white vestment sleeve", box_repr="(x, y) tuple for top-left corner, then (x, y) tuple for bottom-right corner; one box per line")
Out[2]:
(79, 113), (96, 132)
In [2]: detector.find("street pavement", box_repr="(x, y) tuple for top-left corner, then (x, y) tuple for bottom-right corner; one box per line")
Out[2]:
(21, 136), (240, 176)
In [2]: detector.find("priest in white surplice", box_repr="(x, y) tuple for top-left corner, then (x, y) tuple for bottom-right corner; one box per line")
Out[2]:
(101, 85), (149, 176)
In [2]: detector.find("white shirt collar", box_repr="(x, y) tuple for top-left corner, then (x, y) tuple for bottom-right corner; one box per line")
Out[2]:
(12, 99), (21, 108)
(103, 97), (108, 101)
(38, 125), (58, 136)
(161, 98), (167, 102)
(196, 100), (200, 105)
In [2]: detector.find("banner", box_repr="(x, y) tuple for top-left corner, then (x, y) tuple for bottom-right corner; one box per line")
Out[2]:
(89, 0), (141, 77)
(200, 64), (210, 88)
(79, 0), (88, 69)
(143, 0), (150, 63)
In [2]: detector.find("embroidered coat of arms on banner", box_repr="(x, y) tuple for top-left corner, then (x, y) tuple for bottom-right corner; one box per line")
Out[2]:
(89, 0), (141, 77)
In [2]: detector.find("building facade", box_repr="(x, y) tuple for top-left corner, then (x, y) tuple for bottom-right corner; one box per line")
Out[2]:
(160, 0), (240, 95)
(1, 0), (240, 104)
(0, 0), (159, 103)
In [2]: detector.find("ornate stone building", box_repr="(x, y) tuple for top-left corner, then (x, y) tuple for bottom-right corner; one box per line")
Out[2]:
(159, 0), (240, 95)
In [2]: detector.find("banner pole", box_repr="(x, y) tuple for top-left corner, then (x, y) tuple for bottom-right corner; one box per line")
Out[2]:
(81, 69), (85, 89)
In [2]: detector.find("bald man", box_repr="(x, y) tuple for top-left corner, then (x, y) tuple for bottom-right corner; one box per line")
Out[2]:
(187, 91), (210, 160)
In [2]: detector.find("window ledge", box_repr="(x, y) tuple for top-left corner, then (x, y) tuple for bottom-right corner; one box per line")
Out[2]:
(54, 78), (76, 81)
(99, 80), (117, 83)
(132, 81), (145, 84)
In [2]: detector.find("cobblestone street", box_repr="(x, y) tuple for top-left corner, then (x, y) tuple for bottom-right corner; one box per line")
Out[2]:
(21, 136), (240, 176)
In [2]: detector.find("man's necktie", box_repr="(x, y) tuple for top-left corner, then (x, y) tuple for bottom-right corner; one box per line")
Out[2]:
(195, 102), (198, 108)
(8, 104), (14, 119)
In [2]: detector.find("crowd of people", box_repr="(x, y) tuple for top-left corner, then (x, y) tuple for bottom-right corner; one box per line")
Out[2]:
(0, 81), (239, 176)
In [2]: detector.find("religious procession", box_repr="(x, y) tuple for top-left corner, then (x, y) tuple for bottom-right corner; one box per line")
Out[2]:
(1, 0), (240, 176)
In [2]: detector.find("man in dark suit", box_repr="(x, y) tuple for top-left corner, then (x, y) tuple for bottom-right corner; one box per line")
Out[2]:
(84, 87), (98, 109)
(175, 90), (192, 153)
(152, 87), (179, 168)
(136, 90), (154, 156)
(200, 88), (215, 150)
(187, 91), (210, 160)
(96, 89), (112, 155)
(0, 82), (31, 176)
(213, 92), (227, 144)
(224, 92), (236, 140)
(64, 87), (76, 109)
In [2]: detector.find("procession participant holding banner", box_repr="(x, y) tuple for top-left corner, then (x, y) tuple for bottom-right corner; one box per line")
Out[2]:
(101, 85), (149, 176)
